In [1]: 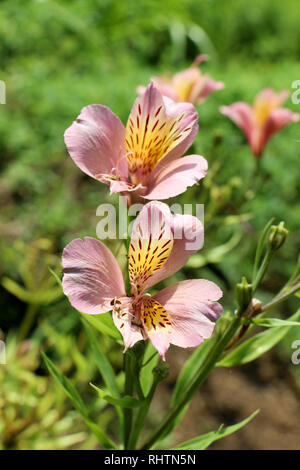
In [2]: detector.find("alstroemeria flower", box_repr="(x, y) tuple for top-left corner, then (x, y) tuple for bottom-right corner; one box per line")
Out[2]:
(62, 202), (223, 358)
(138, 55), (224, 105)
(64, 83), (207, 201)
(220, 88), (300, 158)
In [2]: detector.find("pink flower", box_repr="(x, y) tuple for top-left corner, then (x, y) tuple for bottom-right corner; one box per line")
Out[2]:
(138, 55), (224, 105)
(220, 88), (300, 158)
(62, 202), (223, 359)
(64, 83), (207, 201)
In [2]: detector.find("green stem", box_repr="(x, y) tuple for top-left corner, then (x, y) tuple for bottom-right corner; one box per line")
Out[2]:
(127, 378), (159, 450)
(276, 273), (300, 299)
(253, 249), (274, 292)
(134, 373), (145, 402)
(260, 281), (300, 313)
(141, 313), (242, 449)
(123, 351), (134, 449)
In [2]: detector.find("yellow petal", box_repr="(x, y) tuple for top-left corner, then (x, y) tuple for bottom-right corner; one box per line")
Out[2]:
(128, 220), (173, 296)
(141, 297), (172, 332)
(125, 85), (191, 181)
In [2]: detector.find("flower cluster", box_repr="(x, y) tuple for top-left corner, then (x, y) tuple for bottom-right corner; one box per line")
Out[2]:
(62, 57), (299, 359)
(62, 202), (222, 358)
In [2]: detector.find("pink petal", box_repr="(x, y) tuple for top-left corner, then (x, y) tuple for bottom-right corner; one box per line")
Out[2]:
(112, 298), (144, 351)
(64, 104), (128, 182)
(143, 78), (179, 102)
(251, 108), (300, 157)
(192, 54), (209, 66)
(144, 154), (207, 200)
(147, 204), (204, 287)
(194, 77), (225, 103)
(62, 237), (125, 314)
(254, 88), (289, 108)
(109, 180), (141, 194)
(154, 280), (223, 348)
(220, 102), (254, 142)
(172, 68), (201, 101)
(162, 95), (198, 120)
(145, 327), (171, 359)
(265, 108), (300, 141)
(161, 97), (199, 162)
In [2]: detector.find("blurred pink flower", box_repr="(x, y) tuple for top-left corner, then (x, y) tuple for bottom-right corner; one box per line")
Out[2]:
(64, 83), (207, 201)
(138, 55), (224, 105)
(62, 202), (222, 359)
(220, 88), (300, 158)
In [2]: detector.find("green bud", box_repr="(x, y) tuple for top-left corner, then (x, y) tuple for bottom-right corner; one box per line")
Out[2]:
(236, 276), (253, 315)
(153, 363), (169, 382)
(268, 222), (288, 251)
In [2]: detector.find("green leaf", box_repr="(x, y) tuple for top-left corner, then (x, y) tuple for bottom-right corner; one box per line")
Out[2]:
(82, 312), (122, 343)
(252, 217), (275, 282)
(295, 290), (300, 298)
(173, 410), (259, 450)
(250, 317), (300, 327)
(1, 277), (63, 304)
(140, 342), (159, 396)
(48, 266), (62, 287)
(155, 338), (213, 444)
(42, 352), (117, 449)
(90, 383), (141, 408)
(2, 277), (31, 302)
(218, 310), (300, 367)
(172, 337), (213, 406)
(82, 318), (120, 399)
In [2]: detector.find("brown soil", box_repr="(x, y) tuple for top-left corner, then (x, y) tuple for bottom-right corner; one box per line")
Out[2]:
(156, 347), (300, 450)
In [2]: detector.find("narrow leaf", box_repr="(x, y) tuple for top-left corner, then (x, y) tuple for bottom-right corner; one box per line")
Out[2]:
(218, 310), (300, 367)
(42, 353), (117, 449)
(140, 342), (159, 396)
(90, 383), (141, 408)
(252, 217), (275, 282)
(82, 312), (122, 343)
(2, 276), (63, 304)
(2, 277), (31, 303)
(251, 317), (300, 327)
(174, 410), (259, 450)
(172, 337), (213, 406)
(82, 318), (120, 399)
(157, 338), (213, 443)
(48, 266), (63, 287)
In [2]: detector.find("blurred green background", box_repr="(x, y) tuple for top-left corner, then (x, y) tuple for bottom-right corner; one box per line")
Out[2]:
(0, 0), (300, 449)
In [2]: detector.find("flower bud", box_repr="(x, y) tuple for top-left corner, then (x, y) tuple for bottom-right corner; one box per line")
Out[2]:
(236, 276), (253, 315)
(268, 222), (288, 251)
(251, 298), (263, 315)
(153, 363), (169, 382)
